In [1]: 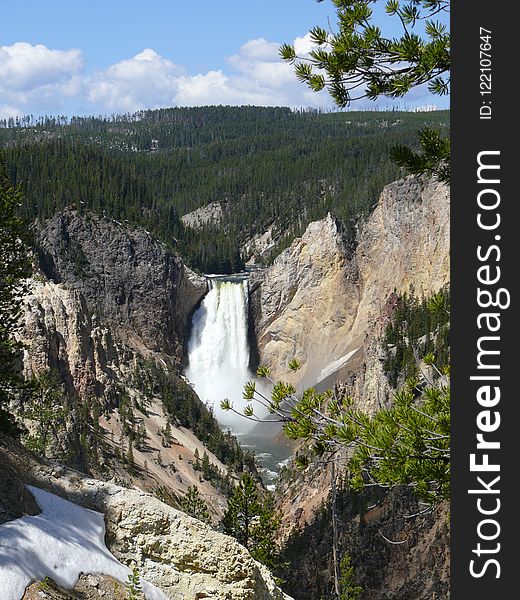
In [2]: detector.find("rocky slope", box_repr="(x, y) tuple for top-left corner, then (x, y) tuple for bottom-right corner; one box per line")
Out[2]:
(242, 224), (280, 265)
(250, 175), (449, 392)
(0, 435), (291, 600)
(181, 201), (224, 230)
(14, 210), (242, 518)
(278, 478), (449, 600)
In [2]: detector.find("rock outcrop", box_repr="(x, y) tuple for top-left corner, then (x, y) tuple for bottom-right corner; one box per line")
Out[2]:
(19, 278), (122, 401)
(0, 437), (291, 600)
(249, 212), (358, 386)
(0, 460), (40, 525)
(23, 574), (132, 599)
(181, 202), (224, 229)
(242, 224), (279, 265)
(33, 209), (207, 362)
(250, 176), (449, 390)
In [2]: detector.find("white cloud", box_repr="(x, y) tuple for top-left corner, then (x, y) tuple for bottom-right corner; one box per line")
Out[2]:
(83, 37), (332, 112)
(0, 34), (445, 119)
(86, 48), (183, 113)
(227, 38), (293, 88)
(0, 42), (83, 118)
(293, 33), (318, 57)
(0, 42), (82, 92)
(175, 36), (332, 109)
(236, 38), (281, 62)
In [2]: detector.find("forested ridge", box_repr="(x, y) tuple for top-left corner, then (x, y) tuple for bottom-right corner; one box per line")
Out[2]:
(1, 106), (449, 273)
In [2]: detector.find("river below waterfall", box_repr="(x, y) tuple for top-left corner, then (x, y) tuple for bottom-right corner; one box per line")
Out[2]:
(185, 273), (292, 489)
(236, 430), (293, 490)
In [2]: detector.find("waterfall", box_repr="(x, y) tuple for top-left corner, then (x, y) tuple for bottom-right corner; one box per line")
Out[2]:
(186, 276), (257, 430)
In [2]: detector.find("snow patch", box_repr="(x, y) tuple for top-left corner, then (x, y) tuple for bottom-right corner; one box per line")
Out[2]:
(0, 485), (168, 600)
(316, 348), (360, 383)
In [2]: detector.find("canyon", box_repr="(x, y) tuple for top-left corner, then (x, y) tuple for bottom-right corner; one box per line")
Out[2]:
(2, 174), (450, 599)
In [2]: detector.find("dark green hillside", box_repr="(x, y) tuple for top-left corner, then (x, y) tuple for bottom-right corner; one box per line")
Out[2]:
(1, 106), (449, 273)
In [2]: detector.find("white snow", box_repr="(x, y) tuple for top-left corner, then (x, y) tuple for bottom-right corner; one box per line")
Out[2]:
(316, 348), (360, 383)
(0, 485), (168, 600)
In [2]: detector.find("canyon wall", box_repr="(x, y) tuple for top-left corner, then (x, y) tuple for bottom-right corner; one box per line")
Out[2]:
(15, 211), (242, 518)
(258, 176), (451, 599)
(250, 175), (450, 392)
(20, 208), (206, 401)
(32, 209), (207, 364)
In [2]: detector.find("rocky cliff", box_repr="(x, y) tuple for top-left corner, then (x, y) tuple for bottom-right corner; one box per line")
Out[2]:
(0, 436), (291, 600)
(250, 175), (450, 392)
(20, 208), (207, 411)
(33, 209), (207, 362)
(14, 211), (245, 518)
(249, 176), (450, 599)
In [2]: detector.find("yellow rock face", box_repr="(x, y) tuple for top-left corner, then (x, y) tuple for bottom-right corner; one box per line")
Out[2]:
(253, 176), (450, 387)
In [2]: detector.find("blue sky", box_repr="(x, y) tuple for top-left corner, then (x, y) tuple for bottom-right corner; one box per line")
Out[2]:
(0, 0), (449, 118)
(1, 0), (337, 73)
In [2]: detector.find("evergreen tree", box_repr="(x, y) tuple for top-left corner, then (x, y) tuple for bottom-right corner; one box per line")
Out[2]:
(339, 554), (363, 600)
(22, 371), (67, 455)
(181, 485), (211, 524)
(222, 472), (280, 569)
(162, 419), (173, 446)
(193, 447), (201, 470)
(0, 156), (30, 433)
(231, 364), (450, 505)
(126, 441), (136, 473)
(383, 288), (450, 387)
(280, 1), (450, 181)
(201, 450), (211, 480)
(281, 1), (449, 105)
(134, 420), (145, 450)
(248, 493), (281, 572)
(223, 472), (261, 549)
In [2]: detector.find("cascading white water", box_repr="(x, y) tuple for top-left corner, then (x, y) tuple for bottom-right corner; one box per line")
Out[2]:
(186, 276), (258, 430)
(186, 275), (291, 487)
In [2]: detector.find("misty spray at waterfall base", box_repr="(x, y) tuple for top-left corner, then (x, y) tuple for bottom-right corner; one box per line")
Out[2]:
(186, 275), (292, 489)
(186, 276), (265, 432)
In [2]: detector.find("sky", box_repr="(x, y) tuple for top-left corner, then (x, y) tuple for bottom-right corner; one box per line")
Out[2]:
(0, 0), (449, 119)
